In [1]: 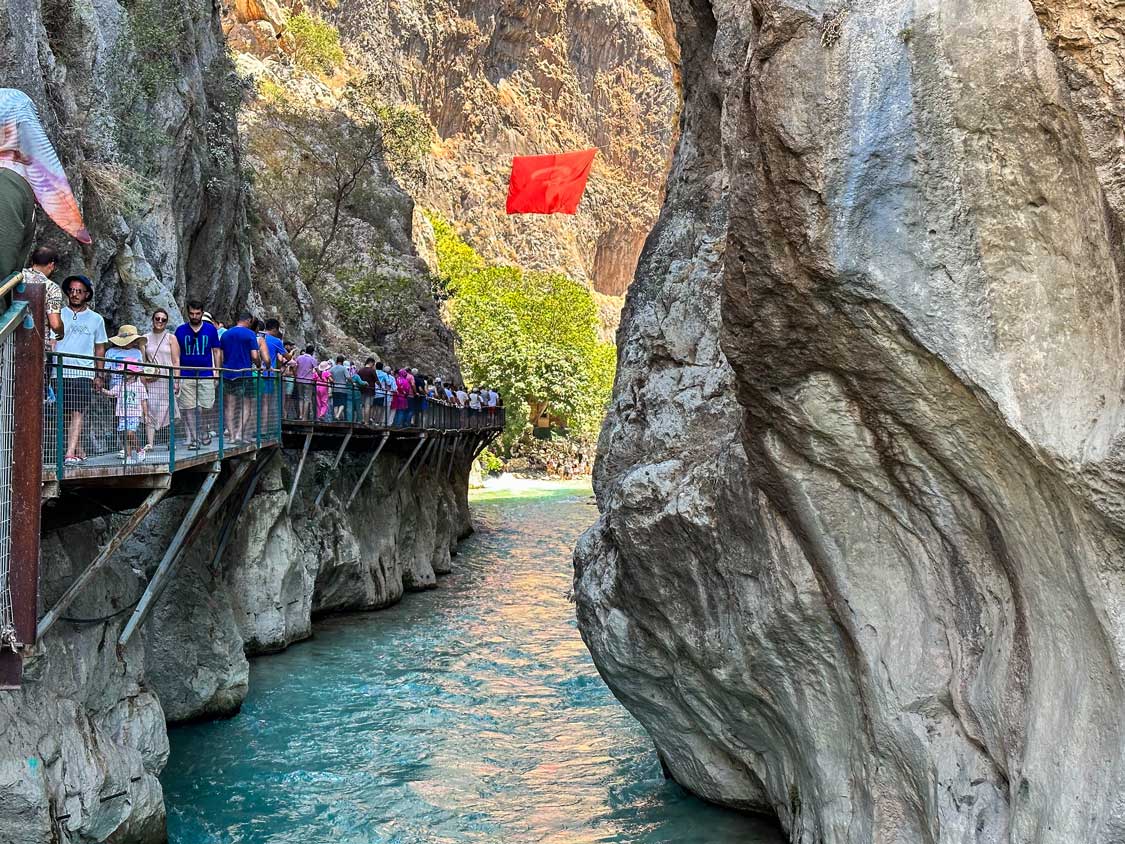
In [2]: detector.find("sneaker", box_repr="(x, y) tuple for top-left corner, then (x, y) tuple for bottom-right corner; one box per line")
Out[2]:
(116, 449), (126, 459)
(133, 448), (147, 464)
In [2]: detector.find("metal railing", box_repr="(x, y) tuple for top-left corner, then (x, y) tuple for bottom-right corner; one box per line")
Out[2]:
(279, 375), (505, 432)
(43, 353), (283, 479)
(41, 355), (504, 480)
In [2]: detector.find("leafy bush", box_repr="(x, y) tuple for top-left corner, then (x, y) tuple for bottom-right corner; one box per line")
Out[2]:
(477, 449), (504, 476)
(328, 269), (416, 341)
(429, 214), (616, 443)
(287, 12), (345, 74)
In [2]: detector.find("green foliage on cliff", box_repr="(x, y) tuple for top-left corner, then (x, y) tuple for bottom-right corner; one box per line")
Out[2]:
(329, 269), (417, 341)
(429, 215), (616, 443)
(287, 12), (346, 74)
(247, 78), (433, 286)
(108, 0), (196, 168)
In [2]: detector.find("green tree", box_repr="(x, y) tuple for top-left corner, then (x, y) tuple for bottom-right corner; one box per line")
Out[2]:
(430, 215), (615, 443)
(286, 12), (345, 74)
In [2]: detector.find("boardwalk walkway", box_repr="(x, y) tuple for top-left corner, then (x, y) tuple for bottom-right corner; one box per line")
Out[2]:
(0, 282), (503, 686)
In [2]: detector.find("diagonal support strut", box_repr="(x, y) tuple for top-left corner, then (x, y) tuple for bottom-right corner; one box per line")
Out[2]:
(314, 429), (353, 508)
(37, 486), (169, 641)
(345, 431), (391, 510)
(117, 468), (221, 648)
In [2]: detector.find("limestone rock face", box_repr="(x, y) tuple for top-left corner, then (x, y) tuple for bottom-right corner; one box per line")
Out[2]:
(576, 1), (1125, 841)
(2, 448), (473, 844)
(326, 0), (679, 297)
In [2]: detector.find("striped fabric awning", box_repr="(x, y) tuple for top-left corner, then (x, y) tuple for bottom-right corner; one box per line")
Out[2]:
(0, 89), (90, 244)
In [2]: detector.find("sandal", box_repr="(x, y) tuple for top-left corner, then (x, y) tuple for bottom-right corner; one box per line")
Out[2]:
(186, 440), (200, 450)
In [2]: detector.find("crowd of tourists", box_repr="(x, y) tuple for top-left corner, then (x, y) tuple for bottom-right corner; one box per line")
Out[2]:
(23, 245), (501, 466)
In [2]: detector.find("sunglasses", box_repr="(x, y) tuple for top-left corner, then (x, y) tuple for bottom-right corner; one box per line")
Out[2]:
(66, 287), (86, 295)
(153, 316), (168, 323)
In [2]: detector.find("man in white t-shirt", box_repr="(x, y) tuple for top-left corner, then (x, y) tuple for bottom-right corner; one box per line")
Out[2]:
(54, 274), (107, 463)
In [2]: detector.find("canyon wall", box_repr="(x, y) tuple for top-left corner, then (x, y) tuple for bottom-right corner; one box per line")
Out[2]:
(323, 0), (678, 298)
(2, 449), (472, 843)
(0, 0), (455, 371)
(576, 1), (1125, 842)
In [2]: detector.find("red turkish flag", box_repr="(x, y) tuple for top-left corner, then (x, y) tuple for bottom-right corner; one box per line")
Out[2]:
(506, 149), (597, 215)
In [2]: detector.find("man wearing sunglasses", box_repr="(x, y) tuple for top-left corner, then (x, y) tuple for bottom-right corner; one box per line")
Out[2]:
(54, 274), (106, 464)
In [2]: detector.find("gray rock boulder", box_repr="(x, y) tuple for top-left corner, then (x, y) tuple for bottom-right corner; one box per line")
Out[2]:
(576, 1), (1125, 841)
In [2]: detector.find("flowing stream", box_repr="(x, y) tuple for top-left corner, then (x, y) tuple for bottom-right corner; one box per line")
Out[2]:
(162, 479), (783, 843)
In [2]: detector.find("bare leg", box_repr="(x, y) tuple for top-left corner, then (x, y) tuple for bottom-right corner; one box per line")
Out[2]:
(66, 410), (84, 457)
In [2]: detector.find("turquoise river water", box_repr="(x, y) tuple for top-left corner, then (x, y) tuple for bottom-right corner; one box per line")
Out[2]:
(162, 480), (783, 844)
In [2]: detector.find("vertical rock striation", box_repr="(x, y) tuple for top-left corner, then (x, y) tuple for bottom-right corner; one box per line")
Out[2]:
(576, 1), (1125, 841)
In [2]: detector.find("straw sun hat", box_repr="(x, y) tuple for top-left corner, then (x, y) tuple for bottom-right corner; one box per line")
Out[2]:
(108, 325), (146, 347)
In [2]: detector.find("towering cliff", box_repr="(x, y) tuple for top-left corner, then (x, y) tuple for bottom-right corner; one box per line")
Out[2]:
(576, 1), (1125, 842)
(322, 0), (678, 298)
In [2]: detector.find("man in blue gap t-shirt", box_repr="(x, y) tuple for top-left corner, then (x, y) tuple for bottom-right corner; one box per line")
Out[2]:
(219, 311), (260, 443)
(174, 300), (221, 448)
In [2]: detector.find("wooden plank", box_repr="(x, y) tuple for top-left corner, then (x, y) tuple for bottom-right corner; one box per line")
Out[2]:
(37, 487), (168, 641)
(313, 429), (353, 508)
(117, 468), (221, 648)
(345, 432), (390, 510)
(286, 433), (313, 514)
(204, 455), (257, 521)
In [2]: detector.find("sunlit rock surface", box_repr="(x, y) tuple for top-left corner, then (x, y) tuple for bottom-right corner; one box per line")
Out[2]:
(576, 1), (1125, 841)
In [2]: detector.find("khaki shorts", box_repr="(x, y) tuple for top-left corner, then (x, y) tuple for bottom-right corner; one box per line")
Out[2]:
(179, 378), (215, 410)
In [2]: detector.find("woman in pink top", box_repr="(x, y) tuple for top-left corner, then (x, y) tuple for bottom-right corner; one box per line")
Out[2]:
(314, 360), (332, 421)
(143, 308), (180, 451)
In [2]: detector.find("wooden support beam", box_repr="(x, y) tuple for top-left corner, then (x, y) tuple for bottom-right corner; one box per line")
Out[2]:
(117, 468), (221, 648)
(345, 431), (390, 510)
(433, 434), (448, 478)
(286, 432), (313, 514)
(209, 450), (277, 576)
(205, 456), (257, 521)
(410, 437), (436, 477)
(313, 429), (353, 508)
(447, 434), (461, 479)
(395, 435), (427, 485)
(37, 487), (169, 641)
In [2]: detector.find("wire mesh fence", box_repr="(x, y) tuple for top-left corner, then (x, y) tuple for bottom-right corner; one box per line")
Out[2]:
(0, 308), (17, 650)
(44, 354), (284, 479)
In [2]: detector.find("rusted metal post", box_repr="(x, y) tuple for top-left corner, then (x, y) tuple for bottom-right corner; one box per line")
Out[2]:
(1, 284), (42, 686)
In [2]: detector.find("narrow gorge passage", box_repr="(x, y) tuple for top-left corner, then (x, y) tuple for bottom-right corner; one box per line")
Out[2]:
(160, 482), (782, 844)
